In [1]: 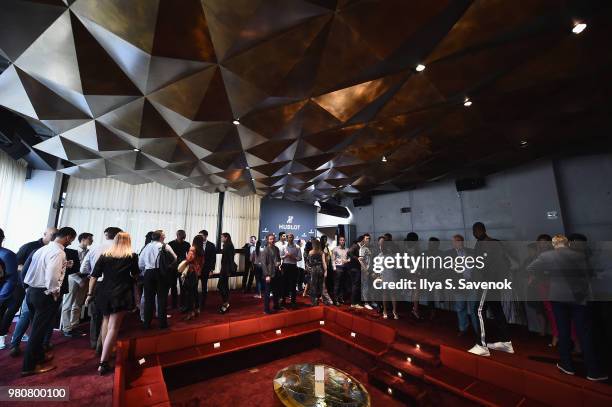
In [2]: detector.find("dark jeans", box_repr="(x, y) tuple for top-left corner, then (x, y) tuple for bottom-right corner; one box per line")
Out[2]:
(282, 263), (298, 304)
(254, 264), (263, 295)
(182, 272), (198, 312)
(263, 277), (280, 314)
(199, 271), (210, 310)
(297, 267), (305, 292)
(0, 284), (25, 336)
(552, 302), (602, 377)
(23, 288), (56, 372)
(89, 298), (102, 348)
(169, 270), (179, 309)
(43, 296), (62, 346)
(242, 263), (255, 293)
(349, 267), (361, 305)
(217, 270), (229, 304)
(143, 268), (168, 328)
(334, 266), (347, 302)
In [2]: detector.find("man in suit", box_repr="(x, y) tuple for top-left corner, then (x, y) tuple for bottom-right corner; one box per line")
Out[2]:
(261, 233), (281, 314)
(527, 235), (607, 381)
(199, 230), (217, 312)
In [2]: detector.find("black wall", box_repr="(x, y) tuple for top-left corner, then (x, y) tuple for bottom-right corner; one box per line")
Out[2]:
(259, 198), (316, 243)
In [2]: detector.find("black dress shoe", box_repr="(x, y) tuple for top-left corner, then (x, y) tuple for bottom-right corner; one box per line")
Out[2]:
(21, 364), (56, 376)
(10, 346), (21, 357)
(98, 361), (112, 375)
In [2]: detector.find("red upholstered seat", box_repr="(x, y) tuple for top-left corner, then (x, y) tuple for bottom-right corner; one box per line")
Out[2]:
(229, 318), (261, 338)
(155, 330), (197, 354)
(284, 321), (322, 336)
(439, 344), (478, 378)
(477, 357), (525, 395)
(581, 389), (612, 407)
(464, 381), (524, 407)
(352, 335), (387, 355)
(324, 306), (338, 322)
(321, 321), (351, 338)
(424, 366), (476, 394)
(335, 310), (353, 330)
(158, 347), (202, 367)
(125, 365), (165, 389)
(124, 382), (169, 407)
(259, 312), (288, 331)
(285, 308), (313, 325)
(351, 316), (371, 337)
(195, 322), (230, 345)
(522, 370), (582, 407)
(369, 322), (395, 344)
(134, 335), (158, 359)
(308, 306), (325, 320)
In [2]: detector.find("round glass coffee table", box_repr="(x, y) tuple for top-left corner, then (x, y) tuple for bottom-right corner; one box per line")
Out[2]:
(273, 363), (370, 407)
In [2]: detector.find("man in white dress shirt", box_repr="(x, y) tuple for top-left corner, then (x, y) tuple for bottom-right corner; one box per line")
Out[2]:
(22, 227), (76, 376)
(139, 230), (176, 329)
(81, 227), (121, 350)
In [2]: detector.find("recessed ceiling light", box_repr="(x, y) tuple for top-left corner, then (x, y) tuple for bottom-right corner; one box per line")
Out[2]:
(381, 156), (387, 162)
(415, 64), (425, 72)
(572, 22), (587, 34)
(251, 178), (255, 181)
(287, 172), (292, 175)
(133, 148), (140, 152)
(463, 97), (472, 107)
(232, 119), (240, 125)
(245, 166), (250, 170)
(520, 140), (528, 145)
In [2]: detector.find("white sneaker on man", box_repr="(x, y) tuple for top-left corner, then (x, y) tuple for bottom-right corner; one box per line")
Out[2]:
(468, 344), (490, 357)
(351, 304), (364, 309)
(364, 303), (373, 310)
(0, 335), (5, 350)
(486, 341), (514, 354)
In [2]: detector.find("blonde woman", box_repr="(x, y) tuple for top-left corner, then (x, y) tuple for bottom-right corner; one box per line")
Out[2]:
(85, 232), (139, 375)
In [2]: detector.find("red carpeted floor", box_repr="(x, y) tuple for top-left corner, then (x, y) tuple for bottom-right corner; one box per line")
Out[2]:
(167, 348), (406, 407)
(1, 291), (609, 407)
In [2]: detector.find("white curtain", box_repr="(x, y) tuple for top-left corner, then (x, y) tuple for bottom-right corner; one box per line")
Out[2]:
(59, 177), (219, 252)
(220, 192), (261, 289)
(222, 192), (261, 246)
(0, 149), (27, 251)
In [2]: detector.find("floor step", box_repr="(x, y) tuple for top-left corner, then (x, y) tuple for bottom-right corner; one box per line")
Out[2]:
(380, 351), (425, 379)
(368, 367), (427, 406)
(394, 333), (440, 356)
(391, 341), (440, 367)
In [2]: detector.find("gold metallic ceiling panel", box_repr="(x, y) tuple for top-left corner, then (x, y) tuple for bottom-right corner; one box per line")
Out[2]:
(0, 0), (609, 199)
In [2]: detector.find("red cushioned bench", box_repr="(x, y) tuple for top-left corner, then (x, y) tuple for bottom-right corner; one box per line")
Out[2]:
(115, 306), (396, 407)
(424, 344), (612, 407)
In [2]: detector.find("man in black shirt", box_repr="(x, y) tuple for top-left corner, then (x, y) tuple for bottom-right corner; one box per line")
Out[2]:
(168, 230), (190, 309)
(0, 228), (56, 341)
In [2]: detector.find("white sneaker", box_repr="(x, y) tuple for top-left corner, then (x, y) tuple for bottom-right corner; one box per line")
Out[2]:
(487, 341), (514, 354)
(382, 313), (388, 319)
(587, 375), (608, 382)
(22, 334), (29, 342)
(0, 335), (5, 350)
(351, 304), (364, 309)
(393, 312), (399, 320)
(468, 344), (490, 357)
(364, 303), (373, 310)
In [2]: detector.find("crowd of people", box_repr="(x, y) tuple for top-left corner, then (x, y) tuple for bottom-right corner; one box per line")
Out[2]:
(0, 221), (609, 382)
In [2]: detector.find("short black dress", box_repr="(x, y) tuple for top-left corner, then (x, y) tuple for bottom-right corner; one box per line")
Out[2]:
(92, 253), (139, 315)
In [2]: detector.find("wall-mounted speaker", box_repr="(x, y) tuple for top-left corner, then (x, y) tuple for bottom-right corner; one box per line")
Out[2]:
(455, 177), (485, 192)
(353, 196), (372, 207)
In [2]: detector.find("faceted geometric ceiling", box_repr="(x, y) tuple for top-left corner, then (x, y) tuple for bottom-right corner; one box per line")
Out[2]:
(1, 0), (611, 201)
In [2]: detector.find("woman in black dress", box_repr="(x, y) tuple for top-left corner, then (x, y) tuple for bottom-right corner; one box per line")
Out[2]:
(85, 232), (139, 375)
(218, 232), (235, 314)
(306, 239), (327, 306)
